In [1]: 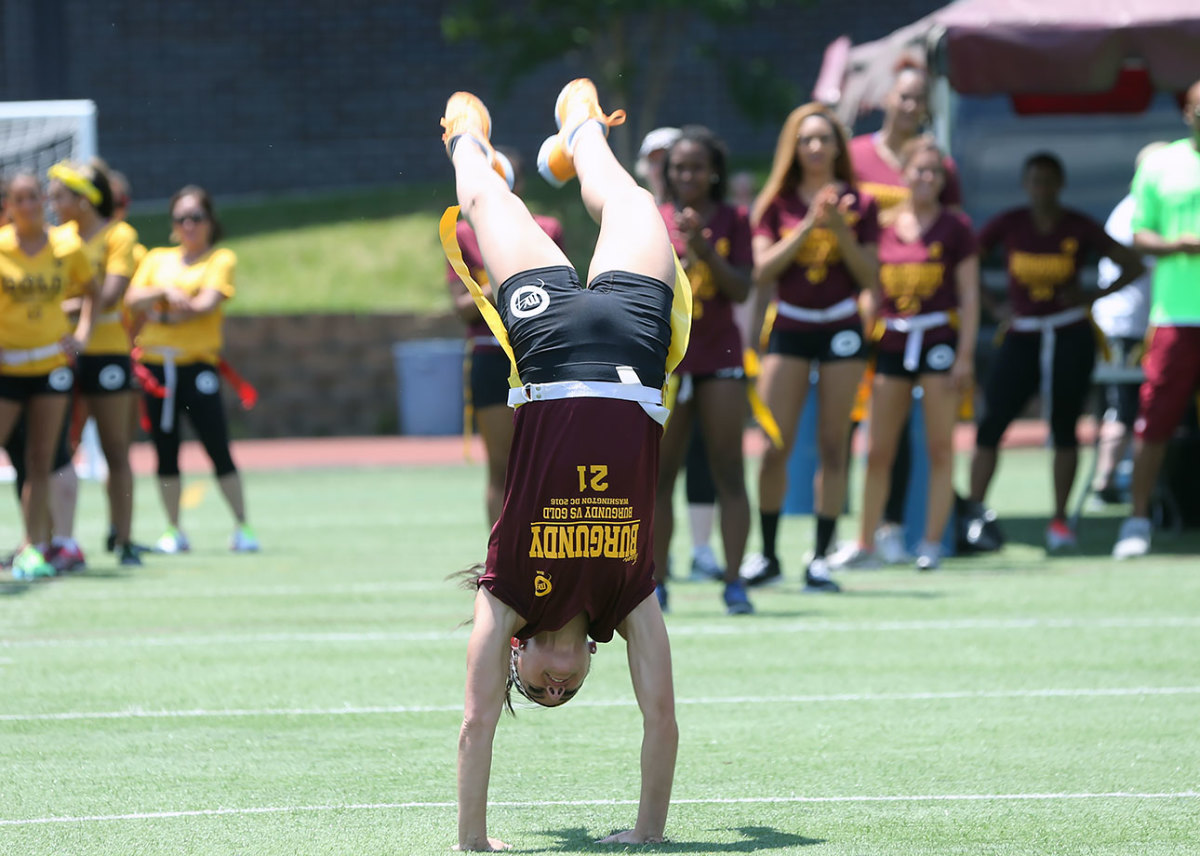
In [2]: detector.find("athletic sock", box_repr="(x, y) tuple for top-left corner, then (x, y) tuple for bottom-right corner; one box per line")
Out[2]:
(760, 510), (780, 561)
(814, 515), (837, 558)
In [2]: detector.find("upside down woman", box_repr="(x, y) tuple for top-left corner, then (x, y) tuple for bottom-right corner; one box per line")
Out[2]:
(441, 80), (684, 850)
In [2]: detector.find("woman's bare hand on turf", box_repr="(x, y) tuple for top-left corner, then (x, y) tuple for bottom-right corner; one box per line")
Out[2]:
(597, 829), (665, 845)
(454, 836), (511, 851)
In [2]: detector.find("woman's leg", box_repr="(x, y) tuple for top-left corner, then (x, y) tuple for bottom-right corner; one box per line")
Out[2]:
(1048, 329), (1096, 523)
(755, 354), (812, 563)
(144, 385), (183, 530)
(814, 359), (866, 557)
(87, 392), (137, 546)
(21, 395), (71, 546)
(573, 122), (674, 287)
(653, 397), (694, 585)
(444, 95), (570, 287)
(695, 379), (750, 586)
(475, 403), (514, 526)
(918, 373), (961, 546)
(860, 376), (915, 549)
(970, 334), (1038, 505)
(179, 371), (246, 526)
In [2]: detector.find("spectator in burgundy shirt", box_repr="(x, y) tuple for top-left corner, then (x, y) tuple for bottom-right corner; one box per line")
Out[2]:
(652, 125), (755, 615)
(968, 152), (1143, 552)
(843, 137), (980, 571)
(742, 102), (879, 591)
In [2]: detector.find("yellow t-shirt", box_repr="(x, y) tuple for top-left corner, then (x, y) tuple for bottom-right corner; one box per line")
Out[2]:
(54, 220), (140, 355)
(132, 246), (236, 365)
(0, 224), (96, 376)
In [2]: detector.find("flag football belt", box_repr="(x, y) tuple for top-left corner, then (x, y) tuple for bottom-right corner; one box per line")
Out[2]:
(508, 366), (669, 426)
(0, 343), (63, 366)
(1010, 306), (1090, 423)
(774, 296), (858, 325)
(884, 311), (954, 371)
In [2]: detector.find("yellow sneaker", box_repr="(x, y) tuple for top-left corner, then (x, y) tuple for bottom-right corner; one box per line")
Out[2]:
(440, 91), (514, 188)
(536, 78), (626, 187)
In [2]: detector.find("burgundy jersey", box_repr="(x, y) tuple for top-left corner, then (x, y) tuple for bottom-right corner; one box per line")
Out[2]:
(877, 210), (978, 350)
(979, 207), (1115, 320)
(480, 398), (659, 642)
(849, 134), (962, 214)
(754, 189), (879, 332)
(660, 202), (750, 374)
(450, 216), (565, 349)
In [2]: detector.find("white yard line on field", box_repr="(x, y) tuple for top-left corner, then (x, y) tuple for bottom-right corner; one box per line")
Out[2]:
(2, 686), (1198, 723)
(3, 614), (1199, 649)
(1, 791), (1196, 826)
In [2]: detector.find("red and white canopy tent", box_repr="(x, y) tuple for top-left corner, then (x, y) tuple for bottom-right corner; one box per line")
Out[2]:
(815, 0), (1200, 127)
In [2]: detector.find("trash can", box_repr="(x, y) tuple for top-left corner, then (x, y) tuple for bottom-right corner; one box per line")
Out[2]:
(392, 339), (465, 436)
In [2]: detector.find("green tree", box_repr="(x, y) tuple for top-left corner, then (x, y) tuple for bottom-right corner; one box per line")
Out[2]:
(442, 0), (807, 163)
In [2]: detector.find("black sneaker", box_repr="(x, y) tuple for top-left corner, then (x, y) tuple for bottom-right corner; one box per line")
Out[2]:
(804, 557), (841, 593)
(740, 553), (782, 587)
(118, 543), (143, 567)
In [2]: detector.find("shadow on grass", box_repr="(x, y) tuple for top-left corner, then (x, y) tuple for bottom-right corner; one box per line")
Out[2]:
(0, 580), (33, 597)
(531, 825), (823, 852)
(986, 515), (1200, 558)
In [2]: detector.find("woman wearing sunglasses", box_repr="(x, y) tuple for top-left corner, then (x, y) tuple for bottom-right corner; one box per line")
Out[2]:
(125, 186), (258, 554)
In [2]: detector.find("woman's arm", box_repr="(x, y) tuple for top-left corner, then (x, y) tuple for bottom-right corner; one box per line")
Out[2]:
(157, 288), (228, 324)
(752, 210), (816, 285)
(952, 254), (981, 392)
(602, 594), (677, 845)
(457, 587), (518, 852)
(123, 282), (168, 312)
(677, 208), (751, 303)
(96, 272), (132, 313)
(1132, 229), (1200, 257)
(824, 195), (879, 292)
(66, 276), (101, 355)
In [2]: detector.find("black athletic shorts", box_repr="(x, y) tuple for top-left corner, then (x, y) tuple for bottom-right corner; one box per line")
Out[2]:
(875, 339), (959, 379)
(497, 265), (673, 389)
(76, 354), (135, 395)
(0, 366), (75, 401)
(767, 324), (866, 362)
(469, 348), (511, 410)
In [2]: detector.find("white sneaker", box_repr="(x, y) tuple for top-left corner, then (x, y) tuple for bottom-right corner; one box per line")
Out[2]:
(875, 524), (913, 565)
(688, 544), (723, 581)
(155, 527), (190, 554)
(828, 544), (882, 570)
(230, 524), (260, 553)
(915, 540), (942, 571)
(1112, 517), (1151, 560)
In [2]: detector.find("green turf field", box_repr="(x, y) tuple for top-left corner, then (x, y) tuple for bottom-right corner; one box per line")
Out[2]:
(2, 449), (1198, 854)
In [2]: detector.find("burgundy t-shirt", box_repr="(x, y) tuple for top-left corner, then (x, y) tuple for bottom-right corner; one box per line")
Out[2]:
(877, 210), (978, 350)
(849, 134), (962, 214)
(978, 207), (1115, 321)
(754, 189), (879, 332)
(480, 398), (659, 643)
(660, 202), (751, 374)
(450, 216), (565, 349)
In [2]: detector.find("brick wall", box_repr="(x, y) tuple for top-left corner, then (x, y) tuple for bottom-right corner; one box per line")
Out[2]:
(220, 312), (462, 438)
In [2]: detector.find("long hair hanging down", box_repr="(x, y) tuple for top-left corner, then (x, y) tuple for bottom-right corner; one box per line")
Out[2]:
(751, 102), (855, 228)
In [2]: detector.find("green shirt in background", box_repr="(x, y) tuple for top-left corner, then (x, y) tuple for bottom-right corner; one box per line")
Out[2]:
(1131, 138), (1200, 326)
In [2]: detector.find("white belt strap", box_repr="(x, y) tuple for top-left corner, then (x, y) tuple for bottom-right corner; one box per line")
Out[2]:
(885, 311), (952, 371)
(1010, 307), (1090, 422)
(0, 343), (63, 367)
(775, 296), (858, 325)
(507, 366), (669, 425)
(145, 347), (181, 433)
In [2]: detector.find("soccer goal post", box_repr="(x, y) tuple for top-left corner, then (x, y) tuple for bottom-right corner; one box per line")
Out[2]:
(0, 99), (97, 180)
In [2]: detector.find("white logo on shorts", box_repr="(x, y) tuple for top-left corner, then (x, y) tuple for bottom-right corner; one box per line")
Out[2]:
(509, 282), (550, 318)
(195, 370), (220, 395)
(926, 344), (956, 371)
(830, 330), (862, 358)
(48, 367), (74, 391)
(98, 364), (126, 391)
